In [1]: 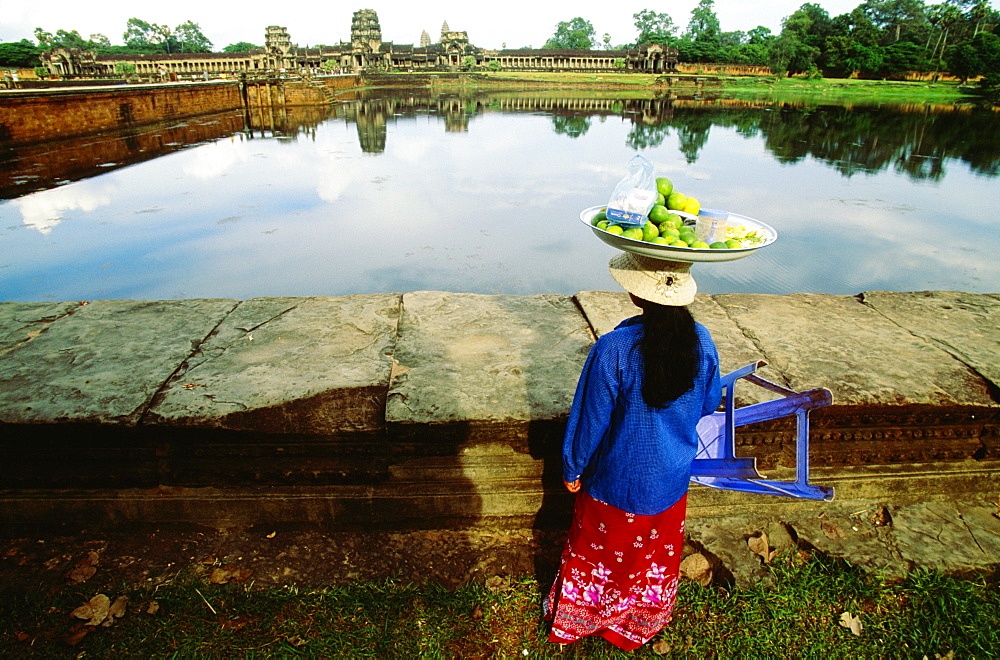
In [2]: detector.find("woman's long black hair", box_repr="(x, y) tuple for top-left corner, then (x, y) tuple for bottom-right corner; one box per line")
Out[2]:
(637, 299), (700, 407)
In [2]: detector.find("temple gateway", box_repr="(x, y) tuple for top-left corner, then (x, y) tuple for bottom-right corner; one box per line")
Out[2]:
(41, 9), (679, 79)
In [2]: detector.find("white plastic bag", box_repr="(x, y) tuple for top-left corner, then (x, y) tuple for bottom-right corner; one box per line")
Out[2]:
(606, 155), (657, 226)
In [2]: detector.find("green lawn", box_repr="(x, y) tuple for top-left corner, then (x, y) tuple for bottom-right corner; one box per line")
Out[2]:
(3, 552), (997, 658)
(409, 70), (977, 103)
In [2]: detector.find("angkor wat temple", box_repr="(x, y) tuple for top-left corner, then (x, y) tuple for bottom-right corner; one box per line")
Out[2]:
(41, 9), (678, 79)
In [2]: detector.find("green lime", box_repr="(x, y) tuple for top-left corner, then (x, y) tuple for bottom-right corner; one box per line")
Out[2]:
(690, 241), (711, 249)
(606, 224), (624, 235)
(597, 220), (610, 230)
(656, 192), (666, 207)
(656, 177), (673, 197)
(648, 205), (671, 224)
(622, 227), (644, 241)
(666, 191), (687, 211)
(650, 236), (670, 245)
(669, 239), (689, 248)
(725, 239), (742, 249)
(591, 211), (607, 226)
(709, 241), (729, 249)
(642, 221), (659, 241)
(659, 226), (680, 238)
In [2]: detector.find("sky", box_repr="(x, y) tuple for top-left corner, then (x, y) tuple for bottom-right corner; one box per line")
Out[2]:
(2, 0), (874, 51)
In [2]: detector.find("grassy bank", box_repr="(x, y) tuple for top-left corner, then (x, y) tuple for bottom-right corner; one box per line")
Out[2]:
(3, 552), (997, 658)
(406, 70), (977, 104)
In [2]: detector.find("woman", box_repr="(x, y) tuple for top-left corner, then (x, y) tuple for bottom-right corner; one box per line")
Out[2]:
(544, 252), (722, 651)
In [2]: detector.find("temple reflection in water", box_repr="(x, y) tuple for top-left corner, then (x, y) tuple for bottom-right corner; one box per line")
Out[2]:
(3, 90), (998, 201)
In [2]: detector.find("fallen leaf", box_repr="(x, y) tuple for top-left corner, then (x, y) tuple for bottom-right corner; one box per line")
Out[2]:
(66, 565), (97, 583)
(265, 531), (277, 539)
(679, 552), (712, 586)
(101, 596), (128, 626)
(652, 639), (672, 655)
(485, 575), (509, 593)
(146, 601), (160, 615)
(63, 623), (92, 646)
(66, 551), (101, 583)
(209, 564), (252, 584)
(15, 632), (31, 642)
(285, 634), (307, 647)
(821, 522), (845, 539)
(839, 611), (863, 636)
(747, 533), (779, 563)
(71, 594), (111, 627)
(471, 604), (483, 619)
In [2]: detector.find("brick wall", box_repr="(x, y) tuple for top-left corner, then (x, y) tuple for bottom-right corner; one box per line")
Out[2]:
(0, 82), (243, 145)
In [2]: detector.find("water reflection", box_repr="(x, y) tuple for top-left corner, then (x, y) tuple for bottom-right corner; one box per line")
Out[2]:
(1, 89), (998, 303)
(0, 111), (245, 200)
(246, 90), (1000, 181)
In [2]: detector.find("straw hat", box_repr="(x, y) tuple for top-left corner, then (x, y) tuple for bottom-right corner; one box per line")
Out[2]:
(608, 252), (697, 306)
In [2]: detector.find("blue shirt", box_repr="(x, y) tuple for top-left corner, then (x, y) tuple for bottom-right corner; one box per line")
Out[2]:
(562, 315), (721, 515)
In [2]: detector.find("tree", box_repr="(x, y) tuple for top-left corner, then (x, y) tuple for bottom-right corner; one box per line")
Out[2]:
(123, 18), (171, 52)
(947, 30), (1000, 81)
(33, 27), (96, 50)
(223, 42), (259, 53)
(174, 21), (212, 53)
(687, 0), (722, 43)
(545, 17), (598, 49)
(633, 9), (677, 45)
(89, 34), (112, 49)
(33, 28), (54, 48)
(860, 0), (927, 43)
(926, 3), (963, 68)
(0, 40), (40, 67)
(114, 61), (136, 78)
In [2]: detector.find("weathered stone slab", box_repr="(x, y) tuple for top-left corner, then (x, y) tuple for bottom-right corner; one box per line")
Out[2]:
(891, 500), (1000, 575)
(0, 301), (83, 355)
(146, 295), (401, 434)
(0, 299), (238, 425)
(573, 290), (636, 338)
(386, 292), (593, 428)
(712, 293), (995, 407)
(861, 291), (1000, 392)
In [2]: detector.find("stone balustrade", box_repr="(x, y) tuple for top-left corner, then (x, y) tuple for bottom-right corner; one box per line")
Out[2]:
(0, 290), (997, 531)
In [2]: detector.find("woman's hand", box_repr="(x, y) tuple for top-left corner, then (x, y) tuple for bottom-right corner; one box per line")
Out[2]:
(564, 479), (581, 493)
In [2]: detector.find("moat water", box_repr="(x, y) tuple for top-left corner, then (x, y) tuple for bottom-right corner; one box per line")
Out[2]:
(2, 89), (999, 302)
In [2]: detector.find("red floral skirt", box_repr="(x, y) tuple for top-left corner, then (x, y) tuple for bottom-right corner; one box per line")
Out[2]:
(544, 491), (687, 651)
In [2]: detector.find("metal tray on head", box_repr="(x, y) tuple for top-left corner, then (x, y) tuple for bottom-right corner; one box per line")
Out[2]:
(580, 205), (777, 263)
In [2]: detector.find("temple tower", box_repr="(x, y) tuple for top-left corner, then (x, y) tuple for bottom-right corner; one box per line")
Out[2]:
(440, 20), (450, 40)
(420, 30), (431, 47)
(351, 9), (383, 52)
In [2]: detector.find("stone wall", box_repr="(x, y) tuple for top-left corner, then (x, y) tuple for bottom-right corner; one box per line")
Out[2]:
(0, 290), (997, 530)
(0, 82), (243, 145)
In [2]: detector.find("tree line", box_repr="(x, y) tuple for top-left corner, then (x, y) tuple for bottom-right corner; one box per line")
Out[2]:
(0, 18), (259, 68)
(544, 0), (998, 96)
(547, 0), (996, 77)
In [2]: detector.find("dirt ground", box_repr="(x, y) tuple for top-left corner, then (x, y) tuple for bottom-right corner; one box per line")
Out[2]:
(0, 523), (569, 596)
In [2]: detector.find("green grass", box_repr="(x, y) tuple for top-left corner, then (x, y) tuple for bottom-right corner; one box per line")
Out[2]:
(392, 69), (976, 104)
(2, 553), (997, 658)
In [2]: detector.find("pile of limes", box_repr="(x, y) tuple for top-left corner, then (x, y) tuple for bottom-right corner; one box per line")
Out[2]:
(591, 177), (741, 250)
